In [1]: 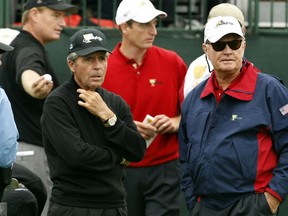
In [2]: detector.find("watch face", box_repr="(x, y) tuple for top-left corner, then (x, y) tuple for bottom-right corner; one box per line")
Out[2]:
(104, 115), (117, 127)
(108, 118), (116, 126)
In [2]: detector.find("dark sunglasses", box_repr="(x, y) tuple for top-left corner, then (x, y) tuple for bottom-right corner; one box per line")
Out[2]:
(207, 40), (243, 52)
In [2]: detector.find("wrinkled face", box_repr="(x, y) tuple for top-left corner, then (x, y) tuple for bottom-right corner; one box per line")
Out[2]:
(32, 7), (67, 44)
(202, 33), (246, 75)
(68, 51), (108, 91)
(121, 18), (158, 49)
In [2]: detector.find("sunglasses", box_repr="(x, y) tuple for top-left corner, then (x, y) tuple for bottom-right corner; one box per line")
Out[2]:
(207, 40), (243, 52)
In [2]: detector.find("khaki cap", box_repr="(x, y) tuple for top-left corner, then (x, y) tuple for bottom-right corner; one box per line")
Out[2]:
(208, 3), (245, 27)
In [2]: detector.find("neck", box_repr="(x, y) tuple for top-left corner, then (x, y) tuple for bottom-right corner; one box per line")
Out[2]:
(119, 41), (147, 65)
(215, 70), (241, 90)
(23, 24), (45, 45)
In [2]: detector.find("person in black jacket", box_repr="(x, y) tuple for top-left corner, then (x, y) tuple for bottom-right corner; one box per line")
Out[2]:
(41, 28), (146, 216)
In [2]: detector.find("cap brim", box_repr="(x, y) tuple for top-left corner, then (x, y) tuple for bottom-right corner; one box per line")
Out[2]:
(75, 47), (112, 56)
(48, 4), (78, 14)
(0, 42), (14, 54)
(209, 31), (243, 43)
(132, 10), (167, 23)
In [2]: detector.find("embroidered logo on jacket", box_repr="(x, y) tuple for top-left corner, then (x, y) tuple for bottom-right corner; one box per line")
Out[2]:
(231, 114), (242, 121)
(280, 104), (288, 115)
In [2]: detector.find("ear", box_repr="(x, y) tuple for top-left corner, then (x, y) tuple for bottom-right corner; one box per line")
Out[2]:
(243, 40), (247, 49)
(67, 60), (76, 73)
(120, 23), (129, 34)
(29, 8), (40, 22)
(202, 43), (209, 56)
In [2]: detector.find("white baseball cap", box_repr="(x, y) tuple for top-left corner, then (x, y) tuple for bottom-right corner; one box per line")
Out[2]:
(115, 0), (167, 25)
(204, 16), (244, 43)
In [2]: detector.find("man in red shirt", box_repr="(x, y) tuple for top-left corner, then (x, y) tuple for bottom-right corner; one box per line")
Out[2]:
(102, 0), (187, 215)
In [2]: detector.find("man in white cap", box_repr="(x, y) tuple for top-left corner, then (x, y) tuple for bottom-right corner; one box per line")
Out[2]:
(102, 0), (187, 215)
(179, 16), (287, 215)
(180, 3), (249, 103)
(0, 1), (77, 215)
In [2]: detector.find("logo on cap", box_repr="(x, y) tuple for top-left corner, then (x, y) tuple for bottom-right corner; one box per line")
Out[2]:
(216, 20), (234, 28)
(139, 1), (146, 6)
(82, 33), (103, 44)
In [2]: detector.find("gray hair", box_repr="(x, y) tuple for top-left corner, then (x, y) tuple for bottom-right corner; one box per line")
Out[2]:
(67, 52), (78, 61)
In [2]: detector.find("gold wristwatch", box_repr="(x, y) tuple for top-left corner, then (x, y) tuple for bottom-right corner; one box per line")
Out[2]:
(120, 157), (130, 166)
(103, 114), (117, 127)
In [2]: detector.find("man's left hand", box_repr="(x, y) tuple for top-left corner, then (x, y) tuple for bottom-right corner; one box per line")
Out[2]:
(264, 192), (280, 213)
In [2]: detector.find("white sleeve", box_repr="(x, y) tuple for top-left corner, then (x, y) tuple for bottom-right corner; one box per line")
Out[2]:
(183, 54), (213, 98)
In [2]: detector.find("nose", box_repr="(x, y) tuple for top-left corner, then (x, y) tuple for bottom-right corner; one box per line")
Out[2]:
(92, 59), (102, 69)
(149, 24), (157, 36)
(223, 44), (233, 53)
(152, 25), (157, 35)
(60, 16), (67, 27)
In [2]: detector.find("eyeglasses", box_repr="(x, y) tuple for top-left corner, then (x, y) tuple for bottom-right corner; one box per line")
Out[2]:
(207, 40), (243, 52)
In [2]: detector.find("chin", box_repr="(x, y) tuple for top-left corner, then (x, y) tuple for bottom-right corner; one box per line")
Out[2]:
(142, 44), (153, 49)
(90, 83), (102, 89)
(52, 34), (61, 40)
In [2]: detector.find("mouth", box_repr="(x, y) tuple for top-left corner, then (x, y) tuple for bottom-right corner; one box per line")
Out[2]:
(221, 59), (234, 62)
(146, 38), (154, 42)
(55, 29), (62, 34)
(91, 75), (102, 81)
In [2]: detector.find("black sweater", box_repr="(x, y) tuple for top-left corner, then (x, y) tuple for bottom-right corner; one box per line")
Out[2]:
(41, 77), (146, 208)
(0, 30), (59, 146)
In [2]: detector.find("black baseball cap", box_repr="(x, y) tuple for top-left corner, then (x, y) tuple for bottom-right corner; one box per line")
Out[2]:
(0, 42), (14, 54)
(68, 28), (111, 56)
(24, 0), (78, 14)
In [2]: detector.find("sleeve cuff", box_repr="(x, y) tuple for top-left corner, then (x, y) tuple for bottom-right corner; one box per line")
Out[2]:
(265, 188), (283, 202)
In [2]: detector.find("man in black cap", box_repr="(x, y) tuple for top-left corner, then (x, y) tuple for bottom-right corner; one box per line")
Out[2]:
(41, 28), (146, 216)
(0, 1), (77, 215)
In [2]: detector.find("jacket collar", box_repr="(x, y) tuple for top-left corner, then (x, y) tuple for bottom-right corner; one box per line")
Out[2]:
(200, 59), (260, 101)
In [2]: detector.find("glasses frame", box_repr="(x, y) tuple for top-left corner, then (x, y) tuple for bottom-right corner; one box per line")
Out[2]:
(206, 39), (244, 52)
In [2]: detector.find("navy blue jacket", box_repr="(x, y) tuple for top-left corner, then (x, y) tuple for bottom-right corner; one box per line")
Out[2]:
(179, 60), (288, 210)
